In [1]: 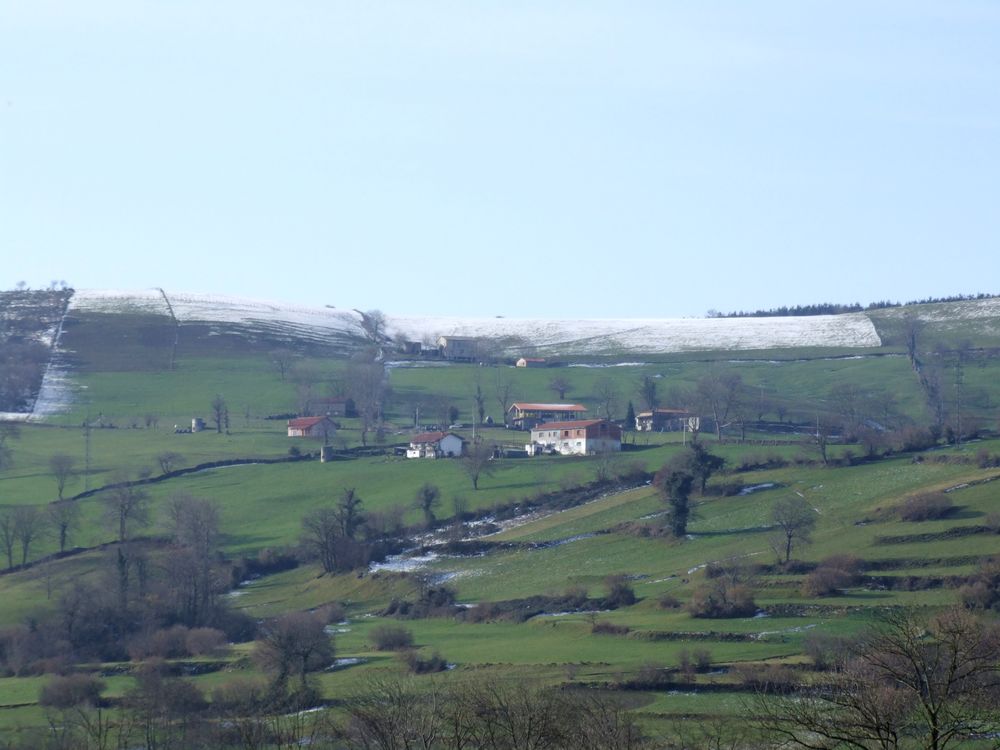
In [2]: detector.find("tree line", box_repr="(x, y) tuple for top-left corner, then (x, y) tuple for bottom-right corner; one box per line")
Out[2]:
(708, 292), (998, 318)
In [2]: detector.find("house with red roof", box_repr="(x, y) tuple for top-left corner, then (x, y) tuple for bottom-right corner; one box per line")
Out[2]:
(507, 402), (588, 430)
(287, 416), (338, 439)
(526, 419), (621, 456)
(406, 431), (465, 459)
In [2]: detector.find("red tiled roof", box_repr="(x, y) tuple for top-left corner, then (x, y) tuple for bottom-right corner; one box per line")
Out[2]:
(411, 431), (462, 444)
(510, 402), (587, 412)
(288, 416), (330, 429)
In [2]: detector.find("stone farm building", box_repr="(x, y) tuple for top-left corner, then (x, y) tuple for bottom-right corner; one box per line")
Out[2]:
(526, 419), (622, 456)
(314, 397), (349, 417)
(635, 408), (691, 432)
(287, 416), (338, 439)
(515, 357), (546, 368)
(437, 336), (480, 361)
(508, 402), (588, 430)
(406, 431), (465, 459)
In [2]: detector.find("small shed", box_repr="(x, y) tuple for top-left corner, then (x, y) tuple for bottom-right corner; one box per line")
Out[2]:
(516, 357), (546, 368)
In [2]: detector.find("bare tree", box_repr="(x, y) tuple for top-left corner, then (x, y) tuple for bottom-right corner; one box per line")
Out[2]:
(156, 451), (183, 475)
(0, 511), (15, 569)
(210, 394), (228, 434)
(549, 376), (571, 401)
(161, 494), (221, 627)
(472, 372), (488, 424)
(301, 507), (341, 574)
(270, 349), (296, 381)
(695, 371), (744, 442)
(103, 479), (150, 544)
(13, 506), (45, 565)
(0, 422), (20, 471)
(902, 313), (925, 370)
(495, 369), (514, 426)
(347, 360), (389, 446)
(48, 500), (81, 554)
(414, 482), (441, 528)
(255, 611), (334, 692)
(770, 496), (816, 564)
(462, 441), (495, 490)
(594, 377), (621, 421)
(49, 453), (77, 501)
(357, 309), (389, 345)
(755, 608), (1000, 750)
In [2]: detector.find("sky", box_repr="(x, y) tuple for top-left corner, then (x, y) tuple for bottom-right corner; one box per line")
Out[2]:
(1, 2), (998, 318)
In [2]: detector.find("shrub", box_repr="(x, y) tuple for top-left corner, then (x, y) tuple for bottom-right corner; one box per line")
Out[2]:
(370, 625), (414, 651)
(960, 556), (1000, 612)
(211, 678), (269, 712)
(692, 648), (713, 673)
(590, 621), (630, 636)
(604, 575), (637, 607)
(185, 627), (228, 657)
(802, 567), (852, 597)
(803, 632), (851, 671)
(803, 554), (863, 597)
(820, 554), (862, 577)
(401, 649), (447, 674)
(686, 581), (756, 619)
(893, 426), (938, 452)
(897, 492), (954, 521)
(39, 673), (105, 709)
(128, 625), (190, 661)
(658, 594), (681, 609)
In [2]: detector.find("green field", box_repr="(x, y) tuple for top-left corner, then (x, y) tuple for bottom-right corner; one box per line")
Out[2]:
(1, 298), (1000, 743)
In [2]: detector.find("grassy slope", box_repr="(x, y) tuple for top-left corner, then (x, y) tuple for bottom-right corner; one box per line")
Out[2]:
(2, 299), (1000, 732)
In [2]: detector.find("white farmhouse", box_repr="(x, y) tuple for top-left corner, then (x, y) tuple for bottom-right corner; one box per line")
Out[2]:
(526, 419), (622, 456)
(406, 431), (465, 459)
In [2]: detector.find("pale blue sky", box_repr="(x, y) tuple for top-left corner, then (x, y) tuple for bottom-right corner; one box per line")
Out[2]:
(2, 2), (998, 317)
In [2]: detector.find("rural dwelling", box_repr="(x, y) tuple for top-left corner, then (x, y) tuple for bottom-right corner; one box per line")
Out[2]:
(287, 416), (338, 439)
(526, 419), (622, 456)
(437, 336), (480, 361)
(515, 357), (546, 368)
(314, 397), (349, 417)
(636, 408), (691, 432)
(406, 431), (465, 459)
(508, 402), (588, 430)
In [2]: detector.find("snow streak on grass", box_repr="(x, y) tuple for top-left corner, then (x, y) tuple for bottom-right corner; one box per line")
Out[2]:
(70, 290), (882, 355)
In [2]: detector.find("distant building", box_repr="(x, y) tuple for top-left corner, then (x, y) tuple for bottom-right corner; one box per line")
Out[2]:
(399, 341), (423, 355)
(515, 357), (546, 368)
(635, 408), (690, 432)
(526, 419), (622, 456)
(287, 416), (338, 439)
(191, 417), (206, 433)
(437, 336), (480, 361)
(406, 431), (465, 459)
(508, 402), (588, 430)
(314, 397), (349, 417)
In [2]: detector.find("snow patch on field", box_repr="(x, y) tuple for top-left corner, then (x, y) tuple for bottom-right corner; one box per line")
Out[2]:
(71, 289), (365, 345)
(389, 313), (882, 354)
(69, 290), (881, 355)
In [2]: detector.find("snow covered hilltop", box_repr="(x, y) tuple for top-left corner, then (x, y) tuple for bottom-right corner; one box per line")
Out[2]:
(71, 289), (882, 356)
